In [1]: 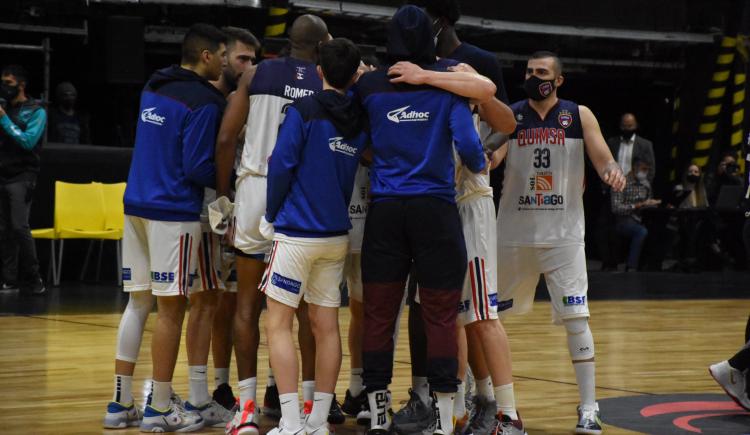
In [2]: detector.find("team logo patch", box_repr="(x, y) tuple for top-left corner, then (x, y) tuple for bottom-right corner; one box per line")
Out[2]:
(538, 81), (553, 98)
(562, 295), (586, 306)
(558, 109), (573, 128)
(516, 113), (524, 122)
(271, 272), (301, 294)
(386, 105), (430, 123)
(122, 268), (132, 281)
(599, 394), (750, 434)
(328, 137), (358, 156)
(296, 66), (306, 80)
(488, 293), (498, 307)
(141, 107), (166, 126)
(151, 271), (175, 283)
(530, 173), (553, 191)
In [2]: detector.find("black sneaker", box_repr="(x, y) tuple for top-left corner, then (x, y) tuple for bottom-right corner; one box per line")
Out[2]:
(263, 383), (281, 419)
(392, 389), (433, 435)
(1, 282), (18, 291)
(341, 389), (368, 417)
(22, 277), (45, 295)
(328, 393), (346, 425)
(212, 382), (237, 411)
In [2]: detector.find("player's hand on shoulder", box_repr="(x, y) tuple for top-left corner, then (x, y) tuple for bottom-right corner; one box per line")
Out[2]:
(388, 61), (427, 85)
(447, 63), (477, 74)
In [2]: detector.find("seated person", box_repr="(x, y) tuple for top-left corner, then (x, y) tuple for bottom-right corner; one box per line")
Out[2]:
(674, 164), (708, 209)
(669, 164), (710, 271)
(611, 158), (660, 271)
(706, 151), (743, 206)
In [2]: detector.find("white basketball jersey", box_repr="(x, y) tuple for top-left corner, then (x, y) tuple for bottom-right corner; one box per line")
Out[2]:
(456, 116), (493, 202)
(237, 57), (321, 180)
(498, 99), (585, 247)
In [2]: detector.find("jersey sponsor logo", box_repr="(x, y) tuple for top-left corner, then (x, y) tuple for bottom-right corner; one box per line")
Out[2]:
(283, 85), (315, 100)
(295, 66), (306, 80)
(517, 127), (566, 146)
(151, 271), (175, 283)
(349, 203), (368, 216)
(328, 136), (358, 157)
(141, 107), (166, 126)
(562, 295), (586, 306)
(516, 113), (524, 122)
(558, 109), (573, 128)
(488, 293), (498, 307)
(271, 272), (301, 294)
(518, 193), (564, 206)
(497, 298), (514, 311)
(386, 105), (430, 123)
(122, 268), (132, 281)
(529, 172), (553, 191)
(458, 299), (471, 313)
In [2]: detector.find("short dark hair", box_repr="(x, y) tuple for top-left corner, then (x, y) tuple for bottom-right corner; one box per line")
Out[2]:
(423, 0), (460, 25)
(319, 38), (361, 89)
(1, 64), (28, 85)
(182, 23), (227, 65)
(222, 26), (260, 51)
(530, 50), (563, 75)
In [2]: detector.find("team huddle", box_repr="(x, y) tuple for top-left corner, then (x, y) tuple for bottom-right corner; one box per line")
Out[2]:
(102, 2), (627, 435)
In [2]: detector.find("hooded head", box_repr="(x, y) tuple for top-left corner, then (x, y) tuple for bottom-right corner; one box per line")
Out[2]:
(386, 5), (435, 66)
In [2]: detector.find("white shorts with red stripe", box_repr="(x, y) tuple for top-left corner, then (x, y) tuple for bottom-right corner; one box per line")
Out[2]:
(122, 215), (201, 297)
(259, 233), (348, 309)
(457, 195), (498, 326)
(191, 224), (237, 293)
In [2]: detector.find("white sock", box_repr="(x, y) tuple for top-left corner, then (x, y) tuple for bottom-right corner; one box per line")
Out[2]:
(188, 365), (210, 406)
(368, 390), (391, 429)
(239, 377), (257, 406)
(113, 374), (133, 405)
(302, 380), (315, 403)
(574, 362), (596, 407)
(349, 368), (364, 396)
(279, 392), (302, 431)
(214, 367), (229, 388)
(476, 376), (494, 400)
(454, 382), (466, 418)
(412, 376), (430, 405)
(434, 392), (454, 434)
(308, 392), (333, 429)
(494, 383), (517, 420)
(268, 367), (276, 387)
(152, 380), (172, 411)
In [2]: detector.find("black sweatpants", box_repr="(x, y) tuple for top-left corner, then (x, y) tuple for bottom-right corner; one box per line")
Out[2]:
(362, 197), (466, 393)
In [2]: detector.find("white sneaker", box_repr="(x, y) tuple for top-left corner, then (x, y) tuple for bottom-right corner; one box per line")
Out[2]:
(709, 360), (750, 410)
(267, 422), (307, 435)
(139, 404), (204, 432)
(103, 401), (141, 428)
(185, 400), (233, 427)
(305, 422), (332, 435)
(226, 400), (260, 435)
(575, 403), (602, 435)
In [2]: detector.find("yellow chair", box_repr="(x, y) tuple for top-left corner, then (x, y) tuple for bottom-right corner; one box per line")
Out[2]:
(95, 182), (126, 285)
(55, 181), (121, 286)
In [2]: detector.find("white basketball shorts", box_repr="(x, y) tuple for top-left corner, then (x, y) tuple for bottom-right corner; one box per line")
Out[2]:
(233, 175), (271, 260)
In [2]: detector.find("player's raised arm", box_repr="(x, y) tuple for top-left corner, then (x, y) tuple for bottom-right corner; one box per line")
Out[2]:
(215, 65), (255, 197)
(387, 61), (496, 103)
(580, 105), (626, 192)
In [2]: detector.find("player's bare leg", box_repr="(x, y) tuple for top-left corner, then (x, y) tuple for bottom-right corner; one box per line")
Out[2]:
(234, 256), (266, 411)
(211, 291), (236, 409)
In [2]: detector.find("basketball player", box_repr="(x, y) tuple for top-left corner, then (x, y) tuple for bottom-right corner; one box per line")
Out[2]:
(262, 38), (367, 435)
(215, 15), (329, 435)
(495, 51), (626, 435)
(355, 6), (495, 435)
(103, 24), (227, 432)
(206, 26), (260, 411)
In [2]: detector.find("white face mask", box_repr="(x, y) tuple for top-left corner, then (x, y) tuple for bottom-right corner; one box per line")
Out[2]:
(636, 171), (648, 182)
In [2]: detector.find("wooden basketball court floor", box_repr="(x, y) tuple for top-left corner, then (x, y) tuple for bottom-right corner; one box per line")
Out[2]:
(0, 296), (747, 434)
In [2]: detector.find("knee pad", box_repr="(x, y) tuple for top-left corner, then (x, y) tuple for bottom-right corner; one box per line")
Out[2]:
(564, 318), (595, 361)
(115, 292), (155, 362)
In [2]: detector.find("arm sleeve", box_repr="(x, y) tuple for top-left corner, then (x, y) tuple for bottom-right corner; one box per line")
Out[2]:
(0, 108), (47, 150)
(182, 103), (220, 188)
(266, 107), (306, 223)
(449, 97), (486, 173)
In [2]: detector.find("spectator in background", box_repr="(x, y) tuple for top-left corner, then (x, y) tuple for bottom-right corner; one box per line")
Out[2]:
(674, 164), (709, 209)
(607, 113), (655, 183)
(706, 151), (743, 205)
(48, 81), (90, 144)
(668, 164), (709, 271)
(612, 158), (660, 271)
(0, 64), (46, 294)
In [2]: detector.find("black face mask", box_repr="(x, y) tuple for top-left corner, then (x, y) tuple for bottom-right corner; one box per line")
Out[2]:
(523, 75), (556, 101)
(620, 129), (636, 141)
(0, 83), (19, 102)
(686, 174), (700, 184)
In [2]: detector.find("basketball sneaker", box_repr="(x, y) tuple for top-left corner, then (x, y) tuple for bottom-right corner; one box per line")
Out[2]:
(213, 383), (238, 411)
(356, 406), (372, 426)
(264, 383), (282, 419)
(468, 395), (497, 435)
(709, 360), (750, 411)
(226, 399), (260, 435)
(341, 389), (368, 417)
(184, 399), (234, 427)
(392, 389), (432, 435)
(103, 401), (141, 428)
(139, 404), (204, 432)
(575, 403), (602, 435)
(267, 422), (307, 435)
(454, 411), (471, 435)
(490, 412), (526, 435)
(328, 394), (346, 425)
